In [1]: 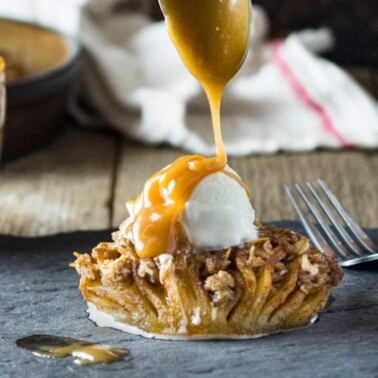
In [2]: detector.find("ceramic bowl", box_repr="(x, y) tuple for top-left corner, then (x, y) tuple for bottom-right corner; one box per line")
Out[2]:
(0, 18), (81, 161)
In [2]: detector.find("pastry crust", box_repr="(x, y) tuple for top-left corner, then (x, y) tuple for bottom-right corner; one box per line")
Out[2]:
(71, 223), (343, 338)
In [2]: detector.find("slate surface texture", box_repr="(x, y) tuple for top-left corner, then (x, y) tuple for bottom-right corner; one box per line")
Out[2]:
(1, 222), (377, 378)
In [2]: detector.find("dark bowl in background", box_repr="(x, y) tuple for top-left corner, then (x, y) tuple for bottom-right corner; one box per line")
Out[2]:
(1, 18), (81, 161)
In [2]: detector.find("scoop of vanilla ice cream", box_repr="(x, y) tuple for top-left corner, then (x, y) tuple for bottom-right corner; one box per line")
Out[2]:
(180, 166), (258, 251)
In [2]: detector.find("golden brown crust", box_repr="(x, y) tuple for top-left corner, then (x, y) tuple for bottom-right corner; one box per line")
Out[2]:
(71, 224), (343, 337)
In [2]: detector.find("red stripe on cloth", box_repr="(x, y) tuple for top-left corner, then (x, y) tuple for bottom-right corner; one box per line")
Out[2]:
(270, 41), (351, 147)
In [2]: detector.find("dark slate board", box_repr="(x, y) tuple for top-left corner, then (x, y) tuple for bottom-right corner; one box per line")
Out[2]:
(0, 222), (377, 378)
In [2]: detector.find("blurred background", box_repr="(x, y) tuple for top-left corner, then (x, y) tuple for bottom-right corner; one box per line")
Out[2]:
(1, 0), (376, 67)
(1, 0), (377, 157)
(1, 0), (377, 159)
(0, 0), (377, 236)
(256, 0), (377, 68)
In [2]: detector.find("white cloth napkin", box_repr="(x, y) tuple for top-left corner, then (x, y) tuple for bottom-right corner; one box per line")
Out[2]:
(77, 0), (378, 155)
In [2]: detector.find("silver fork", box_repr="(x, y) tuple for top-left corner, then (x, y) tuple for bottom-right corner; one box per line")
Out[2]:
(285, 180), (378, 267)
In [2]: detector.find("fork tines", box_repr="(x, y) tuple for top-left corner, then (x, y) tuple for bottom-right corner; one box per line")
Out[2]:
(285, 180), (378, 267)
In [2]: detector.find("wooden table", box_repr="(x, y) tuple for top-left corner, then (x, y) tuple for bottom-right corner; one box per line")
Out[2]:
(0, 124), (377, 236)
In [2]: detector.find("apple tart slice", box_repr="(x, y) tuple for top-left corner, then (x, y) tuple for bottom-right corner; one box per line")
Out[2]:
(71, 222), (343, 339)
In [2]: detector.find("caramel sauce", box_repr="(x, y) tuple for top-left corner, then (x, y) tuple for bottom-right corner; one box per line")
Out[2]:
(127, 0), (252, 258)
(16, 335), (129, 366)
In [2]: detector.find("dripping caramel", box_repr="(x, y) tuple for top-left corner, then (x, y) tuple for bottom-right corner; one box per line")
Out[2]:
(127, 0), (252, 258)
(161, 0), (251, 164)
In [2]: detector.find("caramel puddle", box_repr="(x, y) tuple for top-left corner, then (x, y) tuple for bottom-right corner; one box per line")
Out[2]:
(16, 335), (129, 366)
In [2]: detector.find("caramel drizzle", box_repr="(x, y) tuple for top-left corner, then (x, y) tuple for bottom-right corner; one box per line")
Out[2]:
(127, 0), (252, 258)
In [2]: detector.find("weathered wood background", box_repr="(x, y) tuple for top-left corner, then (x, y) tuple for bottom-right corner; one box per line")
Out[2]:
(0, 125), (377, 236)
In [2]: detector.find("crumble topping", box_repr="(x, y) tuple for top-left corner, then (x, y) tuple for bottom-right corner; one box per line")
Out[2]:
(298, 250), (343, 294)
(92, 242), (120, 264)
(301, 254), (319, 276)
(205, 248), (231, 274)
(205, 270), (235, 304)
(72, 252), (99, 281)
(272, 261), (288, 287)
(100, 256), (132, 288)
(138, 259), (159, 284)
(247, 238), (274, 267)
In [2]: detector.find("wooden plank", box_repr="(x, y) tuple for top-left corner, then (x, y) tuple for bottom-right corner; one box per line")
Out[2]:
(0, 127), (117, 236)
(115, 144), (378, 228)
(230, 150), (378, 228)
(1, 130), (376, 236)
